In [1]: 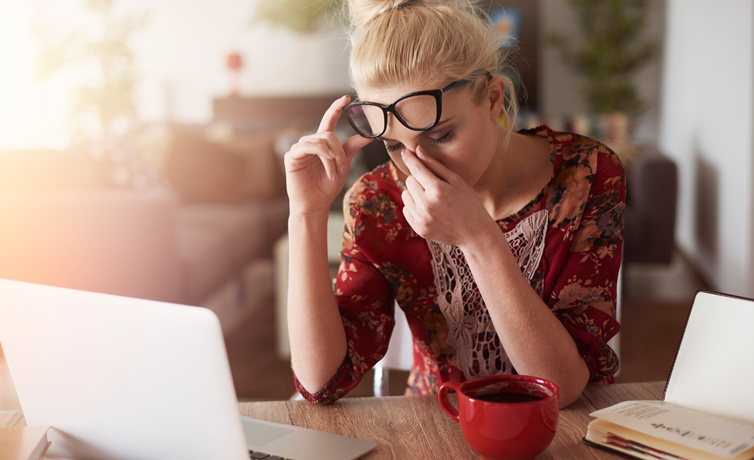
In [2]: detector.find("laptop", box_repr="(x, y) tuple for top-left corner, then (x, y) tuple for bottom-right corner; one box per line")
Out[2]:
(0, 279), (376, 460)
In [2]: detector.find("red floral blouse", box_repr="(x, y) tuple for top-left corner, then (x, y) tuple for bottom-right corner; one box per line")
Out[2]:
(294, 126), (625, 404)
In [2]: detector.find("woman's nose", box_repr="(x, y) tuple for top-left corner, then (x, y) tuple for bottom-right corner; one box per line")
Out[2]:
(400, 146), (416, 157)
(400, 141), (420, 154)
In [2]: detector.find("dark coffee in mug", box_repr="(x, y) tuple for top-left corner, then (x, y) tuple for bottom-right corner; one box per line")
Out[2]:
(439, 375), (559, 460)
(474, 392), (544, 403)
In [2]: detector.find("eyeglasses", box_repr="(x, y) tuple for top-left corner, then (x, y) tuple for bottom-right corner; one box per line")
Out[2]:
(344, 72), (490, 139)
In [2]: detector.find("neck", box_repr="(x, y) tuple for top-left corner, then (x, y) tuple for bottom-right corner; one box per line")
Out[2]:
(474, 128), (551, 220)
(473, 126), (517, 218)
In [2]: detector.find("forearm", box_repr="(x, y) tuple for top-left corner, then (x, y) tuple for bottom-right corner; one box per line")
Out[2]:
(460, 222), (589, 407)
(287, 211), (348, 394)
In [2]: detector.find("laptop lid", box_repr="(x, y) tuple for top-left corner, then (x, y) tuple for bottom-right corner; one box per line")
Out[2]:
(663, 290), (754, 423)
(0, 278), (252, 460)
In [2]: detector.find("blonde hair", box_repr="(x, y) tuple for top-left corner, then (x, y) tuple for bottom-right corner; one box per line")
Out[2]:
(346, 0), (518, 129)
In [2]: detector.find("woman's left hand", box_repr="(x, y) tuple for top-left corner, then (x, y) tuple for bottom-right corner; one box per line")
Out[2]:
(400, 146), (497, 248)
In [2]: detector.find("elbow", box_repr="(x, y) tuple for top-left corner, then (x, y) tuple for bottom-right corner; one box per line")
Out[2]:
(293, 372), (336, 405)
(558, 384), (587, 408)
(555, 361), (591, 408)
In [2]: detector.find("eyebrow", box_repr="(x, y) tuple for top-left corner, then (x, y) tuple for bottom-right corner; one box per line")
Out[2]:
(377, 117), (456, 143)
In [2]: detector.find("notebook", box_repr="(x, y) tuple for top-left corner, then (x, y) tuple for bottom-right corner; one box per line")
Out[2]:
(662, 289), (754, 418)
(584, 290), (754, 459)
(0, 279), (376, 460)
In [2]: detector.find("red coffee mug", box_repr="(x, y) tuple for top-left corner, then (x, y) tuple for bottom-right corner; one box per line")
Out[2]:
(438, 374), (559, 460)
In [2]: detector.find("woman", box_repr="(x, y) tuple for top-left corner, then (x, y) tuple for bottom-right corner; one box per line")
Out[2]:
(284, 0), (624, 408)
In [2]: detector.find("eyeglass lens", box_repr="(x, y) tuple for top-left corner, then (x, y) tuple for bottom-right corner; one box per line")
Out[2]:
(347, 93), (438, 137)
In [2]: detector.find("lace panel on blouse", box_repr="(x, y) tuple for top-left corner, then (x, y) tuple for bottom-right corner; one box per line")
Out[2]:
(427, 209), (549, 379)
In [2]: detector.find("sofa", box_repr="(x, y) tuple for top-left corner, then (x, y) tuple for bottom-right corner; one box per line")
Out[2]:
(623, 145), (678, 264)
(0, 124), (290, 333)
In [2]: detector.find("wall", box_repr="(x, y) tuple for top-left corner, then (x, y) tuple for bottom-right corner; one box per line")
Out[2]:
(130, 0), (350, 124)
(0, 0), (351, 149)
(658, 0), (754, 297)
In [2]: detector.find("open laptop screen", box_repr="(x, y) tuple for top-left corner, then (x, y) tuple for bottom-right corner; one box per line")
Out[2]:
(0, 279), (250, 460)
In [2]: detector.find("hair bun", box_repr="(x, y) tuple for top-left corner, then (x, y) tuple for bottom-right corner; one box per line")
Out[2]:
(348, 0), (470, 29)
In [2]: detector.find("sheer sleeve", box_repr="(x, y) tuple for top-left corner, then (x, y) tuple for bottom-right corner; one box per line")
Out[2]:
(293, 177), (398, 404)
(547, 142), (625, 382)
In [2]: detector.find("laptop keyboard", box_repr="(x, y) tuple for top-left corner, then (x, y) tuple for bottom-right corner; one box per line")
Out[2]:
(249, 449), (295, 460)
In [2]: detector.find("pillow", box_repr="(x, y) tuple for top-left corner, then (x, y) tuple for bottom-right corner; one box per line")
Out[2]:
(158, 125), (247, 204)
(211, 128), (287, 201)
(132, 122), (289, 203)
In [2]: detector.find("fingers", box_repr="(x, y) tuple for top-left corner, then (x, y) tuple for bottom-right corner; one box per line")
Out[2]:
(401, 165), (425, 234)
(401, 147), (447, 210)
(286, 132), (346, 180)
(400, 147), (463, 239)
(400, 149), (436, 189)
(401, 189), (417, 228)
(287, 95), (373, 183)
(412, 146), (457, 183)
(403, 174), (425, 204)
(318, 95), (350, 134)
(343, 133), (374, 163)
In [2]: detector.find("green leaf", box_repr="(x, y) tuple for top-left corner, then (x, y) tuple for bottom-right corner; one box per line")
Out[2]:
(547, 0), (659, 113)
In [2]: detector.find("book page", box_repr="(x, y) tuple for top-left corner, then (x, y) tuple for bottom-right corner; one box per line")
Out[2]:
(665, 291), (754, 423)
(591, 400), (754, 458)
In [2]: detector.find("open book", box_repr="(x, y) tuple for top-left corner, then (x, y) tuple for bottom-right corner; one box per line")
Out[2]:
(585, 291), (754, 460)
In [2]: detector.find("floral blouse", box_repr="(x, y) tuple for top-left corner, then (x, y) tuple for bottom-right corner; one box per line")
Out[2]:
(294, 126), (625, 404)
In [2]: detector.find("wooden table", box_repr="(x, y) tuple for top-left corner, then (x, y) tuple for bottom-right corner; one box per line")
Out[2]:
(1, 381), (664, 459)
(236, 381), (665, 459)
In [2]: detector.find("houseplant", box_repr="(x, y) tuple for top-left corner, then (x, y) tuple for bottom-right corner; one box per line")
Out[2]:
(248, 0), (351, 95)
(33, 0), (147, 139)
(548, 0), (659, 116)
(251, 0), (345, 34)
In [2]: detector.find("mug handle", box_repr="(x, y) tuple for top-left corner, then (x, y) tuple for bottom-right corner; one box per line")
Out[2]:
(437, 381), (461, 422)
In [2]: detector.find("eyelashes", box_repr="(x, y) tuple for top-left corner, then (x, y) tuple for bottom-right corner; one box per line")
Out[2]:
(431, 130), (455, 145)
(384, 130), (455, 153)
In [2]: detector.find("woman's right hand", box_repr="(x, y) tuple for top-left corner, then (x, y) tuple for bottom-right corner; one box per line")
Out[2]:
(284, 95), (373, 216)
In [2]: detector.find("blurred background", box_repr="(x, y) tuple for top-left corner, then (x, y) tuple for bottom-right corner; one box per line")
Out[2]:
(0, 0), (752, 402)
(1, 0), (671, 148)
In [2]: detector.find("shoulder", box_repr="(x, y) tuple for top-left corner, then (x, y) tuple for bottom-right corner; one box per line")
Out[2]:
(521, 125), (624, 181)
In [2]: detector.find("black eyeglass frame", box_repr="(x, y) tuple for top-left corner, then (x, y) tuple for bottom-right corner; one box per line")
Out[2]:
(344, 73), (487, 139)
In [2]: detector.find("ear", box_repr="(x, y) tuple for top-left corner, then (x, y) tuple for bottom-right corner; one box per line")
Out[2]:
(485, 76), (506, 123)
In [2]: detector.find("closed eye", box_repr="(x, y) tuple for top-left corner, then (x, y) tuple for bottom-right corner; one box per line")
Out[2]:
(384, 141), (403, 153)
(428, 129), (454, 145)
(380, 121), (454, 153)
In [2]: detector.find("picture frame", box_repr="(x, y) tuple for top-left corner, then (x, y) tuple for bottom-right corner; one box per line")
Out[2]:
(484, 0), (540, 112)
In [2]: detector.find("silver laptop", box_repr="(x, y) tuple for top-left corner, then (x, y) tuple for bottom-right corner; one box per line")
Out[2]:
(0, 279), (376, 460)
